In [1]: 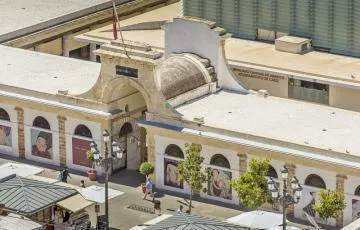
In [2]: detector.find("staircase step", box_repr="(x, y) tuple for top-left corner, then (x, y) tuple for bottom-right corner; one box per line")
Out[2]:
(199, 58), (210, 67)
(206, 66), (215, 75)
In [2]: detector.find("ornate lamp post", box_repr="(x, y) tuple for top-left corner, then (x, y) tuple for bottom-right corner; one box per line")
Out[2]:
(89, 129), (123, 230)
(267, 166), (303, 230)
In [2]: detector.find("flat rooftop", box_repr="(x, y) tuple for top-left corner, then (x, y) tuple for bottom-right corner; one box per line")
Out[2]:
(175, 90), (360, 157)
(78, 2), (360, 86)
(0, 45), (100, 95)
(0, 0), (131, 43)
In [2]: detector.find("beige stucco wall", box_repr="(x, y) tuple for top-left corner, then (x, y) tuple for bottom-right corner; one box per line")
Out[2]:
(232, 68), (289, 98)
(329, 85), (360, 112)
(35, 37), (63, 55)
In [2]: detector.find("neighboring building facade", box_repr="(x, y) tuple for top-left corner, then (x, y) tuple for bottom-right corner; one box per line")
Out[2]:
(181, 0), (360, 58)
(1, 14), (360, 228)
(0, 0), (178, 61)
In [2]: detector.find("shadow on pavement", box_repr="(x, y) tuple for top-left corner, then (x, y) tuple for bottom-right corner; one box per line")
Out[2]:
(108, 169), (145, 188)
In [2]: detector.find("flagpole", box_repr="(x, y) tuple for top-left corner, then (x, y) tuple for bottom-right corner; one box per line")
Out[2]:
(112, 0), (129, 58)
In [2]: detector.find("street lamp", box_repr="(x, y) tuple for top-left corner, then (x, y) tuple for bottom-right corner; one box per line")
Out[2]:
(89, 129), (124, 230)
(267, 166), (303, 230)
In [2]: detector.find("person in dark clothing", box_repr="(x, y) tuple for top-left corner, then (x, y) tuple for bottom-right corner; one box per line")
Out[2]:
(61, 167), (71, 183)
(63, 211), (70, 223)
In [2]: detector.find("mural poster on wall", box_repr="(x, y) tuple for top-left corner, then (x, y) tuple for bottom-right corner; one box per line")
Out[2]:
(164, 158), (183, 189)
(72, 138), (92, 168)
(31, 129), (52, 159)
(0, 125), (11, 147)
(207, 167), (232, 200)
(352, 199), (360, 221)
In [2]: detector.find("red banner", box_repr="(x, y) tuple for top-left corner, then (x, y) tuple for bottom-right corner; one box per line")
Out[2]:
(72, 138), (92, 168)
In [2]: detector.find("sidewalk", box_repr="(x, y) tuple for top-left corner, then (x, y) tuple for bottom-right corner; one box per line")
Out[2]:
(0, 154), (314, 230)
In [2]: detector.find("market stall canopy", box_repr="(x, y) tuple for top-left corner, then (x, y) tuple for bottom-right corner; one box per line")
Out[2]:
(57, 194), (94, 213)
(0, 213), (42, 230)
(267, 227), (301, 230)
(0, 174), (77, 215)
(0, 163), (43, 178)
(227, 211), (284, 229)
(145, 213), (249, 230)
(78, 185), (124, 204)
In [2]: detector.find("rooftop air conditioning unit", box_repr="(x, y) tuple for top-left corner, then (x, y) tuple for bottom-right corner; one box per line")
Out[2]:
(275, 36), (312, 54)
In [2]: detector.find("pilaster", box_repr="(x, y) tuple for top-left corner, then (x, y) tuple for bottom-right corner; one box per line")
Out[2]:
(237, 153), (247, 173)
(146, 131), (156, 182)
(57, 115), (67, 167)
(15, 107), (25, 158)
(336, 174), (347, 227)
(285, 163), (296, 216)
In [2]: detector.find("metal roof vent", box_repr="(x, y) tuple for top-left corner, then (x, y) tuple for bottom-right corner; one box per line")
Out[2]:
(275, 36), (312, 54)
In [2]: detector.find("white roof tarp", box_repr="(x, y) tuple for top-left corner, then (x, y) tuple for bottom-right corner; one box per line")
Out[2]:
(78, 185), (124, 204)
(0, 163), (43, 179)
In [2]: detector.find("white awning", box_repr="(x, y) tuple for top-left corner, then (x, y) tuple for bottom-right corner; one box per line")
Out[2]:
(57, 194), (94, 213)
(0, 213), (42, 230)
(0, 163), (43, 179)
(78, 185), (124, 204)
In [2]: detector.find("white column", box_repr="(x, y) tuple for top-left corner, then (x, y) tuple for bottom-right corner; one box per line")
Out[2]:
(89, 43), (97, 62)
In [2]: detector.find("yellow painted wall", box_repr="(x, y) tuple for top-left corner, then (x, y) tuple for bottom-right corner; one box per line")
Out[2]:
(233, 68), (289, 98)
(35, 37), (63, 55)
(330, 85), (360, 112)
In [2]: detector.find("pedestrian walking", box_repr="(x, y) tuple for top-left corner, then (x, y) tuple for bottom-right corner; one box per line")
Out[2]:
(143, 178), (153, 200)
(177, 205), (183, 213)
(80, 180), (86, 188)
(61, 167), (71, 183)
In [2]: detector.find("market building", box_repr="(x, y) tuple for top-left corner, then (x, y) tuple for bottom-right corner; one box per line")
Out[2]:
(1, 2), (360, 228)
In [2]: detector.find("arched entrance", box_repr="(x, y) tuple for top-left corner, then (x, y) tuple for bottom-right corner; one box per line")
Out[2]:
(118, 122), (133, 170)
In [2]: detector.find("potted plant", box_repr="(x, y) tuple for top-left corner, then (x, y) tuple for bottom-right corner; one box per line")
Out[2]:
(139, 162), (154, 193)
(86, 150), (97, 181)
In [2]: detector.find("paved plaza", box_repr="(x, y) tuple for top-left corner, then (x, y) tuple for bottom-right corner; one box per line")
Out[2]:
(0, 154), (313, 230)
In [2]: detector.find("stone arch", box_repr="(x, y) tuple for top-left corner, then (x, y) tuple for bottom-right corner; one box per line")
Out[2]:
(164, 144), (184, 158)
(355, 185), (360, 196)
(305, 174), (326, 189)
(0, 108), (10, 121)
(74, 125), (92, 138)
(101, 77), (152, 111)
(33, 116), (51, 130)
(119, 122), (133, 137)
(268, 165), (278, 179)
(210, 154), (230, 169)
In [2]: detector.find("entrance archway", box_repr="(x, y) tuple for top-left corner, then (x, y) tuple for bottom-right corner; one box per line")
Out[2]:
(117, 122), (133, 170)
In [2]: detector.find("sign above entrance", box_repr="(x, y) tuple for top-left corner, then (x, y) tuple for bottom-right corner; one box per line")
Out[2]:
(116, 65), (138, 78)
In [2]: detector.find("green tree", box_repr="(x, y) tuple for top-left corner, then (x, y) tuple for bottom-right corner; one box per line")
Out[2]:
(178, 143), (206, 214)
(86, 150), (95, 170)
(314, 189), (346, 224)
(139, 162), (155, 180)
(230, 158), (271, 209)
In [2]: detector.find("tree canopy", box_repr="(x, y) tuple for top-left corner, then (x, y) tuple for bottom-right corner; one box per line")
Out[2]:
(314, 189), (346, 223)
(230, 158), (271, 209)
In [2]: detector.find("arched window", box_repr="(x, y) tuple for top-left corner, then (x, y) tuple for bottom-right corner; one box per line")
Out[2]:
(305, 174), (326, 189)
(210, 154), (230, 169)
(119, 122), (133, 137)
(0, 108), (10, 121)
(165, 144), (184, 158)
(355, 186), (360, 196)
(33, 116), (50, 130)
(74, 125), (92, 138)
(268, 165), (278, 179)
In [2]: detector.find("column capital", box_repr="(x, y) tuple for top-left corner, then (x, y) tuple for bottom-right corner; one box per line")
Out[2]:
(336, 174), (347, 181)
(57, 115), (67, 121)
(237, 153), (247, 159)
(285, 162), (296, 170)
(14, 106), (23, 112)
